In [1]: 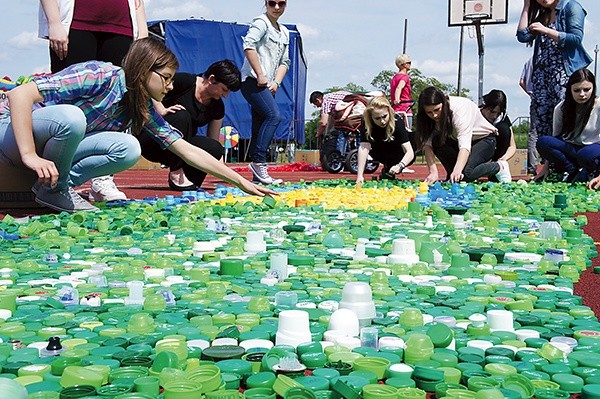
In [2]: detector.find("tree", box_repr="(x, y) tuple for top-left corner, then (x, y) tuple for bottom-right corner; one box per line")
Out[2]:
(371, 68), (470, 101)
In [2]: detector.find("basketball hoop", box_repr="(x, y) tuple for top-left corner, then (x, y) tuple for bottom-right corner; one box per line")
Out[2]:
(464, 12), (491, 22)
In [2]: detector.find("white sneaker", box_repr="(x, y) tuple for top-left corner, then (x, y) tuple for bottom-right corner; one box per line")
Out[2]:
(89, 175), (127, 202)
(402, 167), (415, 174)
(249, 163), (283, 185)
(496, 160), (512, 183)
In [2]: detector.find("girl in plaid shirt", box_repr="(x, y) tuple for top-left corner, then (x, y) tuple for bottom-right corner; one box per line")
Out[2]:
(0, 38), (273, 213)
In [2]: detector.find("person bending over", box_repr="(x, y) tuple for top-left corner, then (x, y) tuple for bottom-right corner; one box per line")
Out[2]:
(138, 60), (241, 191)
(414, 86), (500, 184)
(356, 97), (414, 184)
(480, 89), (516, 183)
(0, 38), (273, 213)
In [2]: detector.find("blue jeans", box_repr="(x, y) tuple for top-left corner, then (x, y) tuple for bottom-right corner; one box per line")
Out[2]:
(0, 104), (140, 190)
(241, 78), (282, 163)
(537, 135), (600, 173)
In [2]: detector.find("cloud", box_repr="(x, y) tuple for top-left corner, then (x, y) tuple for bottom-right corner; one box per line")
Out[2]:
(307, 50), (336, 61)
(296, 23), (319, 39)
(145, 1), (213, 21)
(8, 31), (43, 49)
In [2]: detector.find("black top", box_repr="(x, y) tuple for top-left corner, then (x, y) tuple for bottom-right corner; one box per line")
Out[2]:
(493, 115), (512, 161)
(162, 73), (225, 132)
(359, 115), (410, 161)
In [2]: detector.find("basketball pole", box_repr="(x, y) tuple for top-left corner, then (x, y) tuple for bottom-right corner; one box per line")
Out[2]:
(403, 19), (408, 53)
(457, 26), (464, 95)
(474, 19), (485, 105)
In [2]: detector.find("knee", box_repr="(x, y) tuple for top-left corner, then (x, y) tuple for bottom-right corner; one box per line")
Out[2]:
(190, 136), (224, 160)
(54, 105), (87, 140)
(265, 107), (282, 124)
(536, 135), (552, 151)
(113, 134), (141, 169)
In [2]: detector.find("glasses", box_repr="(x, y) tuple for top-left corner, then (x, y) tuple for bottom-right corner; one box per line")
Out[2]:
(153, 70), (173, 86)
(268, 1), (287, 7)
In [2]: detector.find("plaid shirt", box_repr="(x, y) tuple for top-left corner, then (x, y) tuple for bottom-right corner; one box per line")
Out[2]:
(321, 91), (351, 116)
(0, 61), (181, 150)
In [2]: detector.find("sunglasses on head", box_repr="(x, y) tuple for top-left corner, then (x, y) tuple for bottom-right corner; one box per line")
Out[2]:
(268, 1), (286, 7)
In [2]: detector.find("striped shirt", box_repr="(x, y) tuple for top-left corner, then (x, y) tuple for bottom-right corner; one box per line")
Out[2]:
(321, 91), (351, 116)
(0, 61), (181, 149)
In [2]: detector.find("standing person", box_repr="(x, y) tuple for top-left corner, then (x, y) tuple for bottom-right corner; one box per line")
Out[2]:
(516, 0), (592, 139)
(0, 38), (274, 213)
(414, 86), (509, 184)
(480, 89), (516, 183)
(138, 60), (241, 191)
(535, 68), (600, 182)
(356, 97), (414, 185)
(39, 0), (149, 202)
(520, 57), (539, 174)
(390, 54), (413, 130)
(241, 0), (290, 185)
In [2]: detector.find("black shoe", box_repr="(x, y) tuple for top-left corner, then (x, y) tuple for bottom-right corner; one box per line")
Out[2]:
(379, 172), (396, 181)
(561, 169), (580, 183)
(168, 177), (197, 191)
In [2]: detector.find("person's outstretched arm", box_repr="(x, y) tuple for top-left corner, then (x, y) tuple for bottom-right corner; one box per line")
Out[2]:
(167, 139), (275, 197)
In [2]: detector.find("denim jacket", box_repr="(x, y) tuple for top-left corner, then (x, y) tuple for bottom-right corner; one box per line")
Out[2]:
(516, 0), (592, 76)
(241, 14), (290, 82)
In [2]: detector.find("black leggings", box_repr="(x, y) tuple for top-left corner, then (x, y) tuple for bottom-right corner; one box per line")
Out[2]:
(138, 110), (224, 187)
(50, 29), (133, 73)
(433, 136), (499, 182)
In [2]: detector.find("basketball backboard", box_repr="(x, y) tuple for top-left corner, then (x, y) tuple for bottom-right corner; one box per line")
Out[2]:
(448, 0), (508, 27)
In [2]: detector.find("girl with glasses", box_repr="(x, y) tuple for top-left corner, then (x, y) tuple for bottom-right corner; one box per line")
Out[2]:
(241, 0), (290, 185)
(0, 38), (274, 213)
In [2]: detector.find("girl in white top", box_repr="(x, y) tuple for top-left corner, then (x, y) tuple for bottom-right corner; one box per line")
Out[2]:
(240, 0), (290, 185)
(414, 86), (502, 183)
(537, 68), (600, 183)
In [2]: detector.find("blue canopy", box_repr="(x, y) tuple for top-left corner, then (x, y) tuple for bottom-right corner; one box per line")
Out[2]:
(150, 19), (307, 144)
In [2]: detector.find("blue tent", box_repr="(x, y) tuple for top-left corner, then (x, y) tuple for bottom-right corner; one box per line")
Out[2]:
(149, 19), (307, 144)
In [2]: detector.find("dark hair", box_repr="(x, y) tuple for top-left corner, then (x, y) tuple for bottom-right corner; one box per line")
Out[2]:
(481, 89), (507, 113)
(525, 2), (553, 46)
(122, 37), (179, 136)
(561, 68), (597, 140)
(203, 60), (241, 92)
(309, 91), (323, 105)
(415, 86), (452, 149)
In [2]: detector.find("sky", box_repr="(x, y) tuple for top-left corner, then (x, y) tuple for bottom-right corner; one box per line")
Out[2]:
(1, 0), (600, 123)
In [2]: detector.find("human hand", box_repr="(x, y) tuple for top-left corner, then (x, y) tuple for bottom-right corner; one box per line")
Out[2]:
(22, 153), (59, 189)
(256, 75), (268, 87)
(424, 172), (438, 184)
(268, 81), (278, 94)
(237, 179), (278, 197)
(48, 23), (68, 60)
(389, 164), (402, 174)
(528, 22), (547, 35)
(588, 175), (600, 190)
(356, 175), (365, 185)
(163, 104), (186, 116)
(450, 170), (464, 183)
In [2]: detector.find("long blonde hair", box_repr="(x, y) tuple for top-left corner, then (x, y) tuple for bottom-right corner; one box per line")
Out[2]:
(363, 96), (396, 142)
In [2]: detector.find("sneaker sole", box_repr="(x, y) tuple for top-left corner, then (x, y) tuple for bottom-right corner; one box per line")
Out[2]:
(88, 190), (127, 202)
(35, 196), (98, 213)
